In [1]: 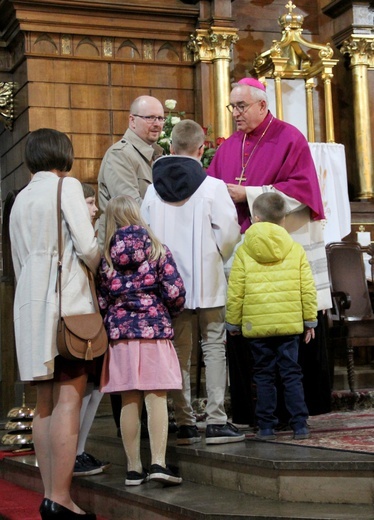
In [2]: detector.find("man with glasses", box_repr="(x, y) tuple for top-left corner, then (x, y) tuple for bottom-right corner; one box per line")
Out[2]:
(208, 77), (332, 430)
(97, 95), (165, 440)
(97, 95), (165, 247)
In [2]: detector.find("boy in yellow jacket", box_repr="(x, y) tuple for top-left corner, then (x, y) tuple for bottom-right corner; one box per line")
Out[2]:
(225, 192), (317, 440)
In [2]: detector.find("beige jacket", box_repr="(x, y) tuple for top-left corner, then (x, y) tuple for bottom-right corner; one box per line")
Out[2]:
(97, 128), (163, 248)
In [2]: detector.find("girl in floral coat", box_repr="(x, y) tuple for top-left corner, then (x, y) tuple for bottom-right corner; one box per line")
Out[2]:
(98, 195), (185, 486)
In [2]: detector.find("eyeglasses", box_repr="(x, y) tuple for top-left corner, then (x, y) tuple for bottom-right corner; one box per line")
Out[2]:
(226, 101), (259, 114)
(132, 114), (166, 123)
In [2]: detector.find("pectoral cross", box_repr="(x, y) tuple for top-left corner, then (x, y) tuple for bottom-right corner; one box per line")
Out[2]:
(235, 168), (247, 185)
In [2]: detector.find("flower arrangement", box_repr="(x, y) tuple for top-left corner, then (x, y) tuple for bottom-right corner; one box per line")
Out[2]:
(201, 127), (226, 169)
(157, 99), (226, 169)
(157, 99), (185, 155)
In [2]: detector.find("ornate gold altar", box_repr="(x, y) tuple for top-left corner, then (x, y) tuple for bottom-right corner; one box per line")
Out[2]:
(246, 3), (352, 245)
(250, 1), (338, 144)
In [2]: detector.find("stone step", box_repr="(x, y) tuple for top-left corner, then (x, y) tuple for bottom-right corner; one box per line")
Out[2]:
(1, 455), (374, 520)
(83, 416), (374, 506)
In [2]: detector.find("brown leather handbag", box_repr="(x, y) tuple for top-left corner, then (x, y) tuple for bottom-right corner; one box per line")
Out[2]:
(56, 177), (108, 361)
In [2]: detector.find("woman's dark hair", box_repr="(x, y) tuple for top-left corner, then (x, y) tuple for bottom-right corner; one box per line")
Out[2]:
(25, 128), (74, 174)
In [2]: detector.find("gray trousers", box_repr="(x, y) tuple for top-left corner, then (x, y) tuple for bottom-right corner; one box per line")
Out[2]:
(170, 307), (228, 426)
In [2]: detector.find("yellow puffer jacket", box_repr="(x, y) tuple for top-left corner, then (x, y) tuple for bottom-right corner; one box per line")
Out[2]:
(226, 222), (317, 338)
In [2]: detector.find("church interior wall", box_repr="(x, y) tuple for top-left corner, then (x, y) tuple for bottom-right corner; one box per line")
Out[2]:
(0, 0), (373, 414)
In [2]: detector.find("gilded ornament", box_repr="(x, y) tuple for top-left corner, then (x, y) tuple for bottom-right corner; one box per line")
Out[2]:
(143, 41), (153, 60)
(341, 37), (374, 67)
(103, 38), (113, 57)
(61, 35), (72, 55)
(0, 82), (14, 131)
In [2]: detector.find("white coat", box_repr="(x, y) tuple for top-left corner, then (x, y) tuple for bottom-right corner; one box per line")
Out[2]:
(141, 174), (241, 309)
(10, 171), (100, 381)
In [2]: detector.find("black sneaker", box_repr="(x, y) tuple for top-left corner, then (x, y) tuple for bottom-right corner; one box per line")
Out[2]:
(73, 454), (103, 476)
(125, 468), (149, 486)
(79, 451), (111, 471)
(176, 425), (202, 445)
(205, 422), (246, 445)
(149, 464), (182, 486)
(168, 420), (178, 434)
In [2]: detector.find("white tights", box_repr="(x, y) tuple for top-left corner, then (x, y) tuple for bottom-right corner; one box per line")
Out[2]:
(120, 390), (168, 473)
(77, 383), (103, 455)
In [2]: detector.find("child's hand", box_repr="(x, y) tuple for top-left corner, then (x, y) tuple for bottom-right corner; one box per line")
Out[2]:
(304, 328), (315, 344)
(229, 330), (241, 336)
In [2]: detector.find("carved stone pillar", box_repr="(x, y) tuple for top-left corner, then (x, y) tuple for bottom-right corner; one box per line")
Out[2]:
(0, 82), (15, 130)
(341, 37), (374, 199)
(189, 27), (238, 139)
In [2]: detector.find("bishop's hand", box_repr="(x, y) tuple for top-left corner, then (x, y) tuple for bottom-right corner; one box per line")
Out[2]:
(226, 183), (247, 203)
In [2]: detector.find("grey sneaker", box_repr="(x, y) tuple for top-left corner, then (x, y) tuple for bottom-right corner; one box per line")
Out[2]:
(176, 425), (202, 445)
(205, 422), (245, 445)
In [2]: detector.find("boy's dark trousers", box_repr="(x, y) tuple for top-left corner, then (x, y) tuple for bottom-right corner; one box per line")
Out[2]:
(250, 334), (309, 431)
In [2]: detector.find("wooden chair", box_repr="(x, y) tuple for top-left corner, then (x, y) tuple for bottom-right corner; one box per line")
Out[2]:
(326, 241), (374, 392)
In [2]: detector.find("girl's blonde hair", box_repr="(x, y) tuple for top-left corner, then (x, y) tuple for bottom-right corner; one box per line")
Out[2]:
(103, 195), (165, 271)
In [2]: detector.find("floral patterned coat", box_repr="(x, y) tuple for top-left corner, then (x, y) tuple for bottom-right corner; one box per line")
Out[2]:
(97, 225), (185, 341)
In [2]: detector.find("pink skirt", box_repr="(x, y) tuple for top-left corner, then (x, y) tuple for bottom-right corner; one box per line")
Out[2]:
(100, 339), (182, 393)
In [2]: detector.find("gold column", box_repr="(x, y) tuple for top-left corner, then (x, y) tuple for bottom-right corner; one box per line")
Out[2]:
(269, 53), (288, 121)
(0, 82), (15, 131)
(321, 60), (337, 143)
(211, 28), (239, 138)
(189, 28), (238, 139)
(305, 79), (315, 143)
(341, 37), (374, 199)
(273, 74), (284, 120)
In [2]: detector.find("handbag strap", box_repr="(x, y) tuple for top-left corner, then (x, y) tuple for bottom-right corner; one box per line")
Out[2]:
(57, 177), (64, 321)
(56, 177), (99, 318)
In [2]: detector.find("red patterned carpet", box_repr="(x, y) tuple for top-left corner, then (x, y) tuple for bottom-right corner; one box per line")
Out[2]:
(246, 411), (374, 454)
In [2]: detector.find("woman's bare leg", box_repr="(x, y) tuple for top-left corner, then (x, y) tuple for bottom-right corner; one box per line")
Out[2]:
(33, 374), (88, 513)
(33, 381), (54, 497)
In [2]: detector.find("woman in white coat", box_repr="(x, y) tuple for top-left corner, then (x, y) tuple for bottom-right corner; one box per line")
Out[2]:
(10, 128), (101, 520)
